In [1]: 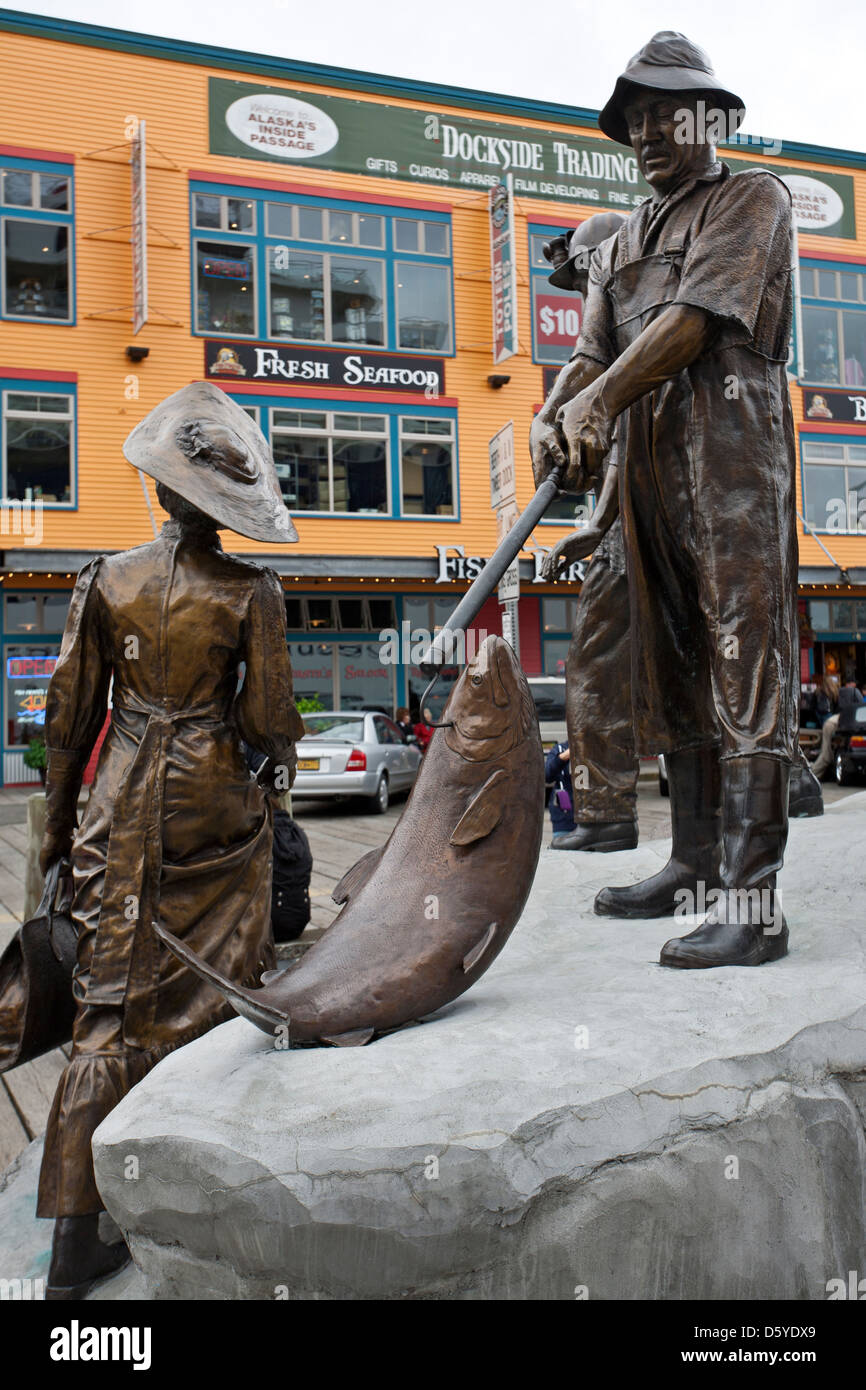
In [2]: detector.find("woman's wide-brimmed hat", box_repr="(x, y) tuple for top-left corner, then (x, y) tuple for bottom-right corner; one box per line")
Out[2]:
(599, 31), (745, 149)
(123, 382), (298, 544)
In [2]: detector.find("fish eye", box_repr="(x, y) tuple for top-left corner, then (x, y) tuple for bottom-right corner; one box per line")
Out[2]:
(471, 673), (483, 685)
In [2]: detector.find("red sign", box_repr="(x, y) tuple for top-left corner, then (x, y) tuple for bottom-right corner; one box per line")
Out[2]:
(534, 292), (583, 349)
(7, 655), (57, 679)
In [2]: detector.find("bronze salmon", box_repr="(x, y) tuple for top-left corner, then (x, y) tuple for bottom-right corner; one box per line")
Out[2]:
(156, 635), (543, 1046)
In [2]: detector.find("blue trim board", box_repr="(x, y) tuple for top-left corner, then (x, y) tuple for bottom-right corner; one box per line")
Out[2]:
(0, 378), (78, 509)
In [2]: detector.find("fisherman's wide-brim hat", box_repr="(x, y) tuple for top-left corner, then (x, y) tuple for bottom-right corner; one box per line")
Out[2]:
(599, 31), (745, 149)
(548, 211), (628, 290)
(123, 381), (298, 544)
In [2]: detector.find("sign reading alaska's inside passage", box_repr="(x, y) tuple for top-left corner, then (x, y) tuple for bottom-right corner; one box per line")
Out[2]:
(208, 78), (857, 236)
(206, 340), (446, 395)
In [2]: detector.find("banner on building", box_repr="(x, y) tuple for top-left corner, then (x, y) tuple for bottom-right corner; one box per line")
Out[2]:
(490, 177), (518, 362)
(130, 119), (148, 335)
(205, 340), (446, 396)
(803, 386), (866, 424)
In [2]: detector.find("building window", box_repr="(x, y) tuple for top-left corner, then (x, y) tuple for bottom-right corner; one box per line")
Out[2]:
(529, 223), (583, 366)
(802, 441), (866, 533)
(399, 417), (455, 516)
(287, 636), (397, 713)
(195, 241), (256, 335)
(191, 185), (453, 354)
(802, 263), (866, 387)
(1, 163), (74, 323)
(4, 645), (60, 747)
(5, 591), (71, 633)
(2, 389), (75, 504)
(284, 596), (396, 631)
(270, 409), (389, 514)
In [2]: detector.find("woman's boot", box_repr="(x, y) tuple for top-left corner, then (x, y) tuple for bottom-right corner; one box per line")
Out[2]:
(594, 744), (722, 918)
(46, 1213), (130, 1300)
(660, 754), (790, 968)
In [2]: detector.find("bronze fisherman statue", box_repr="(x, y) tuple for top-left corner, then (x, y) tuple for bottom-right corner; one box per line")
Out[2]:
(36, 383), (304, 1297)
(533, 32), (800, 969)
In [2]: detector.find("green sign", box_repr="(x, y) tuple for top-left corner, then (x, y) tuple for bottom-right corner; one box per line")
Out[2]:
(208, 78), (856, 238)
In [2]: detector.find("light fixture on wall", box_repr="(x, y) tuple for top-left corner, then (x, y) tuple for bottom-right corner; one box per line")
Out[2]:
(126, 345), (150, 363)
(487, 374), (511, 389)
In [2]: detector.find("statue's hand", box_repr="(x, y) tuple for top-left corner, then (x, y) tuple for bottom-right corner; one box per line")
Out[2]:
(529, 413), (568, 488)
(39, 826), (73, 878)
(541, 528), (600, 582)
(556, 384), (614, 478)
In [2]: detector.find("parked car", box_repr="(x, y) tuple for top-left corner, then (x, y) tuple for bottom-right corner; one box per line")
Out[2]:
(293, 711), (422, 813)
(831, 704), (866, 785)
(528, 676), (567, 748)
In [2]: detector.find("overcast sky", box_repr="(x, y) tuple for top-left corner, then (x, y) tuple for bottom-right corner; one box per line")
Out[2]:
(12, 0), (864, 154)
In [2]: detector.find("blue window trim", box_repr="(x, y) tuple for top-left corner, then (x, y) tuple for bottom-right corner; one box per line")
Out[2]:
(190, 181), (455, 357)
(0, 378), (78, 510)
(0, 155), (75, 326)
(528, 221), (575, 369)
(233, 393), (460, 522)
(799, 429), (866, 536)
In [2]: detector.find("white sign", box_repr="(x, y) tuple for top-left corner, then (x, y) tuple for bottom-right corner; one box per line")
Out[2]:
(225, 93), (339, 160)
(130, 120), (147, 335)
(489, 420), (516, 510)
(497, 501), (520, 604)
(782, 175), (844, 232)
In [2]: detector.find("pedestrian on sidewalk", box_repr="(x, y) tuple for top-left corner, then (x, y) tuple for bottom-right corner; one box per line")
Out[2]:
(812, 668), (863, 779)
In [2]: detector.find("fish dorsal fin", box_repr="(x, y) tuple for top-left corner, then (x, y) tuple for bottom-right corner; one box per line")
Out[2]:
(320, 1027), (376, 1047)
(332, 845), (386, 905)
(463, 921), (498, 973)
(449, 767), (507, 846)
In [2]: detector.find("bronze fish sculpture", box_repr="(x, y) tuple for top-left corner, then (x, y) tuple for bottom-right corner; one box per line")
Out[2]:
(156, 634), (543, 1046)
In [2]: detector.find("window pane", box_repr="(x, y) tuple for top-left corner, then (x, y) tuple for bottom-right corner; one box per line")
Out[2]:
(308, 599), (335, 629)
(4, 221), (69, 319)
(802, 307), (840, 383)
(39, 175), (69, 211)
(5, 415), (71, 502)
(194, 194), (222, 229)
(544, 491), (593, 521)
(43, 592), (71, 631)
(6, 393), (70, 414)
(803, 443), (844, 460)
(273, 409), (327, 430)
(841, 311), (866, 388)
(2, 170), (33, 206)
(332, 435), (388, 512)
(297, 206), (324, 241)
(804, 464), (846, 530)
(268, 248), (324, 339)
(810, 600), (830, 629)
(284, 597), (304, 628)
(195, 241), (255, 334)
(423, 221), (448, 255)
(288, 641), (334, 707)
(401, 416), (451, 436)
(266, 202), (292, 238)
(328, 209), (353, 244)
(840, 272), (861, 302)
(338, 598), (365, 629)
(542, 641), (570, 676)
(542, 598), (569, 632)
(394, 219), (419, 252)
(357, 214), (383, 248)
(531, 233), (555, 268)
(368, 599), (395, 631)
(396, 262), (452, 352)
(403, 597), (430, 631)
(850, 446), (866, 463)
(271, 433), (328, 510)
(817, 270), (837, 299)
(332, 413), (386, 433)
(5, 645), (60, 746)
(401, 438), (453, 515)
(330, 256), (384, 345)
(227, 197), (255, 232)
(5, 594), (40, 633)
(338, 642), (392, 713)
(239, 405), (259, 426)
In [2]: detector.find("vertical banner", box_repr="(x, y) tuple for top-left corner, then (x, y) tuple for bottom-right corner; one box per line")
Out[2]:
(131, 119), (148, 335)
(490, 174), (518, 363)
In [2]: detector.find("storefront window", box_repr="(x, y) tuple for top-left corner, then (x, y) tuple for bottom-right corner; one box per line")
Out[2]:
(338, 642), (394, 712)
(330, 256), (384, 345)
(193, 194), (255, 232)
(542, 640), (570, 675)
(3, 221), (69, 321)
(803, 442), (866, 533)
(195, 241), (256, 335)
(287, 642), (334, 708)
(395, 262), (452, 352)
(399, 417), (455, 516)
(268, 248), (325, 339)
(271, 410), (388, 514)
(5, 646), (59, 746)
(841, 311), (866, 387)
(2, 390), (74, 503)
(5, 591), (70, 633)
(802, 307), (840, 383)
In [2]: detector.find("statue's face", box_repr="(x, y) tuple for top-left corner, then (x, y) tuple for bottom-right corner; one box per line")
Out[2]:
(624, 89), (710, 195)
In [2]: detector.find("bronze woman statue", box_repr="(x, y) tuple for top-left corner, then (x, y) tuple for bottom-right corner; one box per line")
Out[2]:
(36, 383), (304, 1297)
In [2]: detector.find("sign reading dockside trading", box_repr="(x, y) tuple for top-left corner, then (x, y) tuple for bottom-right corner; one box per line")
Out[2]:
(130, 119), (148, 335)
(490, 177), (518, 362)
(205, 340), (445, 395)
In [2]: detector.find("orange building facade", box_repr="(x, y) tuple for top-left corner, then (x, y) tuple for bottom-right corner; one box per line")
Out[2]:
(0, 11), (865, 782)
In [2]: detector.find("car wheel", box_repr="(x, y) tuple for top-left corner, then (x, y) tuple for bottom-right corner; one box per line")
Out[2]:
(835, 752), (857, 786)
(368, 772), (389, 814)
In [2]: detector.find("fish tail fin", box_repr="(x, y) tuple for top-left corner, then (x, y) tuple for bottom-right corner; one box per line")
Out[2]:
(154, 920), (289, 1038)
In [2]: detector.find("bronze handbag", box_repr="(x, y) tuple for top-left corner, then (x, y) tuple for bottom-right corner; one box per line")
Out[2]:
(0, 860), (78, 1074)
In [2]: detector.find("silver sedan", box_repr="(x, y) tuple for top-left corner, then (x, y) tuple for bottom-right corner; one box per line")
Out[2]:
(293, 711), (423, 814)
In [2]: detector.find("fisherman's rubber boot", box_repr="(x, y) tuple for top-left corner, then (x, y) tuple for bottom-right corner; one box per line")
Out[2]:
(660, 754), (790, 968)
(594, 744), (721, 918)
(552, 821), (638, 852)
(46, 1213), (131, 1300)
(788, 753), (823, 818)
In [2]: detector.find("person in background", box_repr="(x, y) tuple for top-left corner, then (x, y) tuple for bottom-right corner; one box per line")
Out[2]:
(545, 741), (575, 844)
(811, 668), (863, 779)
(244, 744), (312, 942)
(395, 707), (416, 744)
(815, 674), (839, 726)
(413, 707), (435, 754)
